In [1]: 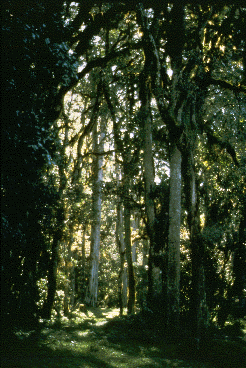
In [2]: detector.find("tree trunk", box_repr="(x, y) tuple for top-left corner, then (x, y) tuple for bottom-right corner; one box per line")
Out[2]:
(166, 143), (182, 338)
(123, 159), (135, 315)
(181, 99), (209, 340)
(185, 147), (207, 340)
(107, 79), (136, 315)
(124, 199), (135, 315)
(117, 200), (126, 315)
(233, 195), (246, 316)
(143, 239), (149, 267)
(64, 259), (70, 316)
(63, 223), (75, 315)
(85, 119), (105, 307)
(42, 112), (69, 319)
(80, 223), (87, 300)
(143, 121), (158, 307)
(132, 213), (140, 263)
(42, 144), (67, 319)
(116, 175), (127, 315)
(41, 227), (61, 319)
(139, 74), (163, 308)
(108, 86), (129, 315)
(122, 265), (128, 309)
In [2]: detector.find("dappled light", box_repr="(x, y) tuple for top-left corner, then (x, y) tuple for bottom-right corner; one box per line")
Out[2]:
(1, 2), (246, 368)
(4, 308), (246, 368)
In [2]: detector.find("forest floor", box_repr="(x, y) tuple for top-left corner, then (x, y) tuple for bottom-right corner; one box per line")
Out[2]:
(2, 308), (246, 368)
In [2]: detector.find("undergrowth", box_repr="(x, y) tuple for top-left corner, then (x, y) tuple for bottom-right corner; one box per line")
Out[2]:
(1, 308), (246, 368)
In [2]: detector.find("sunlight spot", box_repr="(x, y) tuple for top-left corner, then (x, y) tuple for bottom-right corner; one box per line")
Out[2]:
(77, 331), (90, 337)
(167, 68), (173, 78)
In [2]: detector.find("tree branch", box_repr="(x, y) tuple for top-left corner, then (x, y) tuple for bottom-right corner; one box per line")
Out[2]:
(204, 125), (239, 166)
(197, 75), (246, 95)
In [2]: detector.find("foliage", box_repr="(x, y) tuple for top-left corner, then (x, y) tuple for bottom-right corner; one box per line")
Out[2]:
(1, 1), (246, 339)
(1, 0), (76, 330)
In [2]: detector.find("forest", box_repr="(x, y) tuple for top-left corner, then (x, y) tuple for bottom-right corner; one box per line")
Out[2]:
(1, 1), (246, 367)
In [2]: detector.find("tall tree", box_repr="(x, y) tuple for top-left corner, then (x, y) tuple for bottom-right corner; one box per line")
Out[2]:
(116, 164), (128, 315)
(138, 58), (160, 307)
(85, 112), (106, 307)
(166, 143), (182, 337)
(165, 9), (184, 335)
(122, 133), (136, 314)
(137, 3), (184, 336)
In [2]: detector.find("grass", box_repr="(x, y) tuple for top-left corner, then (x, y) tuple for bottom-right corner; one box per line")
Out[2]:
(2, 308), (246, 368)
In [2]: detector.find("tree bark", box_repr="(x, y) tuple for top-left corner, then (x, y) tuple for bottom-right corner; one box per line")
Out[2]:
(183, 143), (208, 341)
(166, 143), (182, 338)
(41, 120), (68, 319)
(137, 4), (184, 336)
(41, 223), (62, 319)
(143, 239), (149, 267)
(138, 56), (161, 308)
(124, 196), (135, 314)
(123, 149), (136, 315)
(107, 84), (130, 315)
(117, 200), (127, 315)
(142, 105), (159, 307)
(63, 222), (75, 315)
(233, 195), (246, 316)
(116, 165), (128, 315)
(85, 119), (105, 307)
(132, 214), (140, 263)
(78, 223), (88, 301)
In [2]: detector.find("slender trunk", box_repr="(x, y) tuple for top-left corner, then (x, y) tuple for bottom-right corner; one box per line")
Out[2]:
(167, 143), (182, 338)
(64, 260), (70, 316)
(183, 145), (208, 340)
(143, 113), (157, 307)
(143, 239), (149, 267)
(116, 181), (127, 315)
(80, 223), (87, 300)
(124, 194), (135, 315)
(41, 227), (61, 319)
(117, 200), (125, 315)
(132, 214), (139, 263)
(190, 230), (208, 341)
(108, 86), (129, 315)
(85, 119), (105, 307)
(122, 134), (135, 315)
(106, 81), (135, 314)
(42, 114), (70, 319)
(233, 197), (246, 315)
(70, 249), (76, 310)
(165, 5), (184, 337)
(122, 266), (128, 309)
(63, 223), (75, 315)
(42, 152), (66, 319)
(139, 71), (161, 308)
(123, 158), (135, 314)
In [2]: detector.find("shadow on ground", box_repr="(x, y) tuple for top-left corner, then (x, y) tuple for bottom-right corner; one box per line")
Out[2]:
(2, 308), (246, 368)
